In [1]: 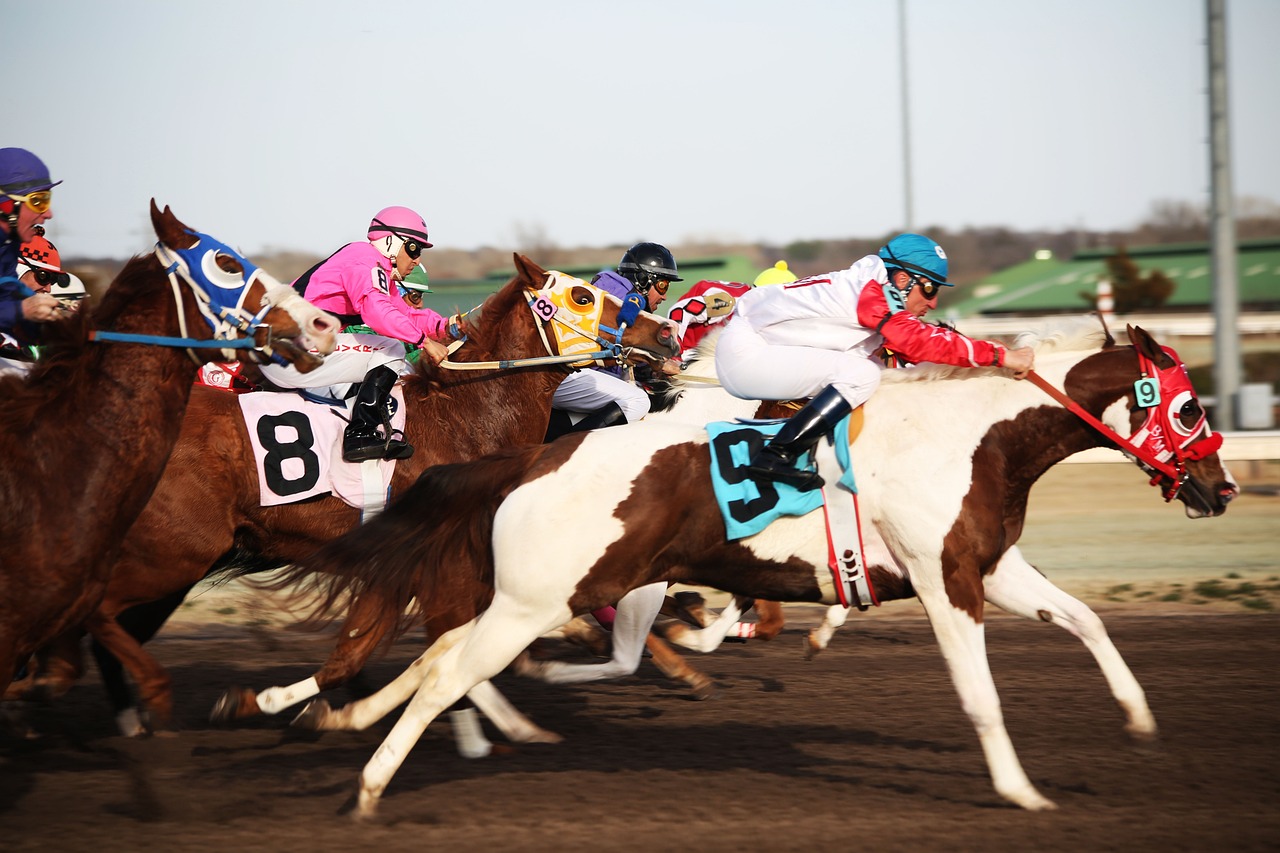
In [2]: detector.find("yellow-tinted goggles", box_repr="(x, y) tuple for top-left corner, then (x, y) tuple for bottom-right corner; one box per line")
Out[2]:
(7, 190), (52, 214)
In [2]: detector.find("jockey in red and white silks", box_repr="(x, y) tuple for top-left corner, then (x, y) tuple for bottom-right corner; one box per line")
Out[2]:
(717, 254), (1010, 406)
(715, 233), (1034, 490)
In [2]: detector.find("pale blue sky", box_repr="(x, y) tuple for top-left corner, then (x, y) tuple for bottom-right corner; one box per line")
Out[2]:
(6, 0), (1278, 259)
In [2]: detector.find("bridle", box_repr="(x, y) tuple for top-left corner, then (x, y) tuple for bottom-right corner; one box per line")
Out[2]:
(437, 273), (652, 372)
(1027, 345), (1223, 502)
(88, 229), (292, 366)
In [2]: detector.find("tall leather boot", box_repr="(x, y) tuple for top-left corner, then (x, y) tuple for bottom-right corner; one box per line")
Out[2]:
(544, 402), (627, 443)
(745, 385), (851, 491)
(343, 365), (414, 462)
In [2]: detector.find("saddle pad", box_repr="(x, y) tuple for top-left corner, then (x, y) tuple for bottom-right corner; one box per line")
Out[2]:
(239, 388), (406, 509)
(706, 414), (857, 540)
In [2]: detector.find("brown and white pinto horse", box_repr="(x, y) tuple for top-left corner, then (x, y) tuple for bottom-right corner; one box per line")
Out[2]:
(279, 321), (1236, 816)
(17, 254), (678, 733)
(0, 202), (338, 696)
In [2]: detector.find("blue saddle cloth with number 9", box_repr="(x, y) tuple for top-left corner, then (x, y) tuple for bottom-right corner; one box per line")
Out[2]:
(706, 416), (857, 541)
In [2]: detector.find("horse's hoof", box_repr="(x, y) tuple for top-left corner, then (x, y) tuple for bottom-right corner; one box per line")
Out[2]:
(689, 677), (716, 701)
(209, 687), (257, 724)
(291, 699), (331, 730)
(803, 633), (823, 661)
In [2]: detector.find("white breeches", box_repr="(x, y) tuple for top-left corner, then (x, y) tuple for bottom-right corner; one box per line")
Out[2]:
(715, 320), (882, 407)
(552, 368), (651, 423)
(258, 332), (411, 399)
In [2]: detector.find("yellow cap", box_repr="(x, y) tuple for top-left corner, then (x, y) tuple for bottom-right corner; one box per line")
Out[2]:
(753, 260), (797, 287)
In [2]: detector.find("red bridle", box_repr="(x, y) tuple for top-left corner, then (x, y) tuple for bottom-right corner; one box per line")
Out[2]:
(1027, 345), (1223, 502)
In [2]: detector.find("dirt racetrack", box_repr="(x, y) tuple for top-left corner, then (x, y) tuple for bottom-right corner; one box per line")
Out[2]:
(3, 462), (1279, 852)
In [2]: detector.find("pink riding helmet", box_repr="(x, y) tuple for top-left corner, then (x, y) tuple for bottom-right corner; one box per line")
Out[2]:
(367, 206), (432, 249)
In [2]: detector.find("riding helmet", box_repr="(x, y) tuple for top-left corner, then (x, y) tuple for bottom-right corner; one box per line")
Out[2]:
(617, 241), (682, 293)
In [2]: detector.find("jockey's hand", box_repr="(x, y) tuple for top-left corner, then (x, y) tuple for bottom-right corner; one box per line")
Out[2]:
(420, 337), (449, 366)
(22, 293), (60, 323)
(1003, 346), (1035, 379)
(658, 358), (681, 377)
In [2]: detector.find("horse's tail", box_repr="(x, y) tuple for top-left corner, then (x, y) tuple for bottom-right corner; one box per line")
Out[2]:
(268, 441), (552, 645)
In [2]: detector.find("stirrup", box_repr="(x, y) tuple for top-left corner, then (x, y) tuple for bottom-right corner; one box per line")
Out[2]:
(745, 450), (824, 491)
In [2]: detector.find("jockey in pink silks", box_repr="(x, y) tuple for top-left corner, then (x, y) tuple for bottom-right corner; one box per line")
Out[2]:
(715, 232), (1036, 491)
(258, 206), (455, 463)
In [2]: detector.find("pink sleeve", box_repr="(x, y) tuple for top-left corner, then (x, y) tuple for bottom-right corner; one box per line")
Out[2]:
(347, 265), (448, 343)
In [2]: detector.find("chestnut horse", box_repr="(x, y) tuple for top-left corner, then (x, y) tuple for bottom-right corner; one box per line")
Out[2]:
(0, 202), (338, 697)
(19, 255), (679, 733)
(276, 321), (1237, 817)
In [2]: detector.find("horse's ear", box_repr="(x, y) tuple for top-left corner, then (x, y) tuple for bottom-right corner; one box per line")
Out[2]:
(513, 252), (547, 285)
(150, 200), (195, 249)
(1096, 311), (1116, 348)
(1126, 324), (1175, 369)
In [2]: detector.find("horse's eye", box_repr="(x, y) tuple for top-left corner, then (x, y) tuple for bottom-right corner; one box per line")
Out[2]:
(1180, 398), (1203, 425)
(214, 253), (242, 274)
(574, 292), (592, 306)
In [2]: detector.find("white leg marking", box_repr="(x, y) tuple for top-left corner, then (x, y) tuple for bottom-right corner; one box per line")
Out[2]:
(915, 583), (1056, 811)
(257, 677), (320, 716)
(984, 546), (1156, 738)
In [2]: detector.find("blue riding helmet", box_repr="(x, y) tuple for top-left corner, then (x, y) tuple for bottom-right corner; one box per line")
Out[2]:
(877, 233), (952, 287)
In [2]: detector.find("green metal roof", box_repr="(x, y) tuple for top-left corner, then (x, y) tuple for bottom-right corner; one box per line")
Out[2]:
(943, 239), (1280, 318)
(414, 254), (761, 317)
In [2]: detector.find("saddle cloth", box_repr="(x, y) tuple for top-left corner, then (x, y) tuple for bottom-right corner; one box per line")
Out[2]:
(706, 410), (877, 608)
(238, 388), (407, 511)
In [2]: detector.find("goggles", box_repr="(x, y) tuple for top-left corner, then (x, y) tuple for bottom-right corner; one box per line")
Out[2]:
(904, 274), (941, 300)
(401, 238), (424, 260)
(31, 268), (71, 289)
(6, 190), (52, 214)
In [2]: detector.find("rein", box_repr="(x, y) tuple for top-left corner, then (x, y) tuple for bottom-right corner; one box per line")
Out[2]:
(1028, 353), (1221, 501)
(87, 237), (286, 366)
(437, 285), (647, 373)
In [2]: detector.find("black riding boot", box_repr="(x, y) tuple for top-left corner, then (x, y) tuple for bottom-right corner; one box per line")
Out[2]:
(745, 385), (851, 491)
(342, 365), (414, 463)
(544, 402), (627, 443)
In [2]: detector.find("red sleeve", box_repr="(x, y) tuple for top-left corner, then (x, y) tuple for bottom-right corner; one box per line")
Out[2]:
(856, 283), (1005, 368)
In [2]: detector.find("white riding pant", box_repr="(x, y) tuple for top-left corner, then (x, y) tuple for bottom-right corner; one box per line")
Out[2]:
(257, 332), (411, 400)
(552, 368), (651, 423)
(715, 320), (882, 408)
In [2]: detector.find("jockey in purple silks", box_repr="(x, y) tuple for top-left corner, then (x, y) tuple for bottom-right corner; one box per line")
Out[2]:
(545, 241), (682, 440)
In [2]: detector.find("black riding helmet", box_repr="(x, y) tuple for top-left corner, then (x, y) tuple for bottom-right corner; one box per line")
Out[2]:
(617, 241), (682, 294)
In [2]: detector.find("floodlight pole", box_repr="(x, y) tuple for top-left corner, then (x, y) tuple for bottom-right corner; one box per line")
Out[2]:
(1207, 0), (1240, 429)
(899, 0), (914, 232)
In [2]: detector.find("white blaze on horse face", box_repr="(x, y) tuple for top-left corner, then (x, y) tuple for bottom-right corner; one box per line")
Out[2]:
(260, 282), (339, 355)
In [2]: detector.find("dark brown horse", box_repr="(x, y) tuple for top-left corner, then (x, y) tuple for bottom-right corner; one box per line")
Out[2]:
(0, 202), (339, 696)
(17, 255), (678, 732)
(269, 321), (1237, 817)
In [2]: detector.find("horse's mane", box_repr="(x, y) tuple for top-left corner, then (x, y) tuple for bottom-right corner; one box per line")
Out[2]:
(0, 253), (158, 425)
(647, 328), (723, 413)
(400, 272), (530, 398)
(881, 315), (1110, 386)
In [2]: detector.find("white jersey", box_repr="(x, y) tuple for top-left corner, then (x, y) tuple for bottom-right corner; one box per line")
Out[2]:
(731, 255), (887, 356)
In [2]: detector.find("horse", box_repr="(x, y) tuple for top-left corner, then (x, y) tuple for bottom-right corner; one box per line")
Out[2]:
(14, 254), (679, 735)
(0, 201), (338, 698)
(272, 320), (1237, 817)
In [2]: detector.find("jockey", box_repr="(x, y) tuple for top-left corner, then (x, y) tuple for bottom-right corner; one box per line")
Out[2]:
(715, 233), (1036, 490)
(258, 206), (454, 463)
(546, 241), (682, 440)
(667, 260), (797, 356)
(0, 148), (63, 341)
